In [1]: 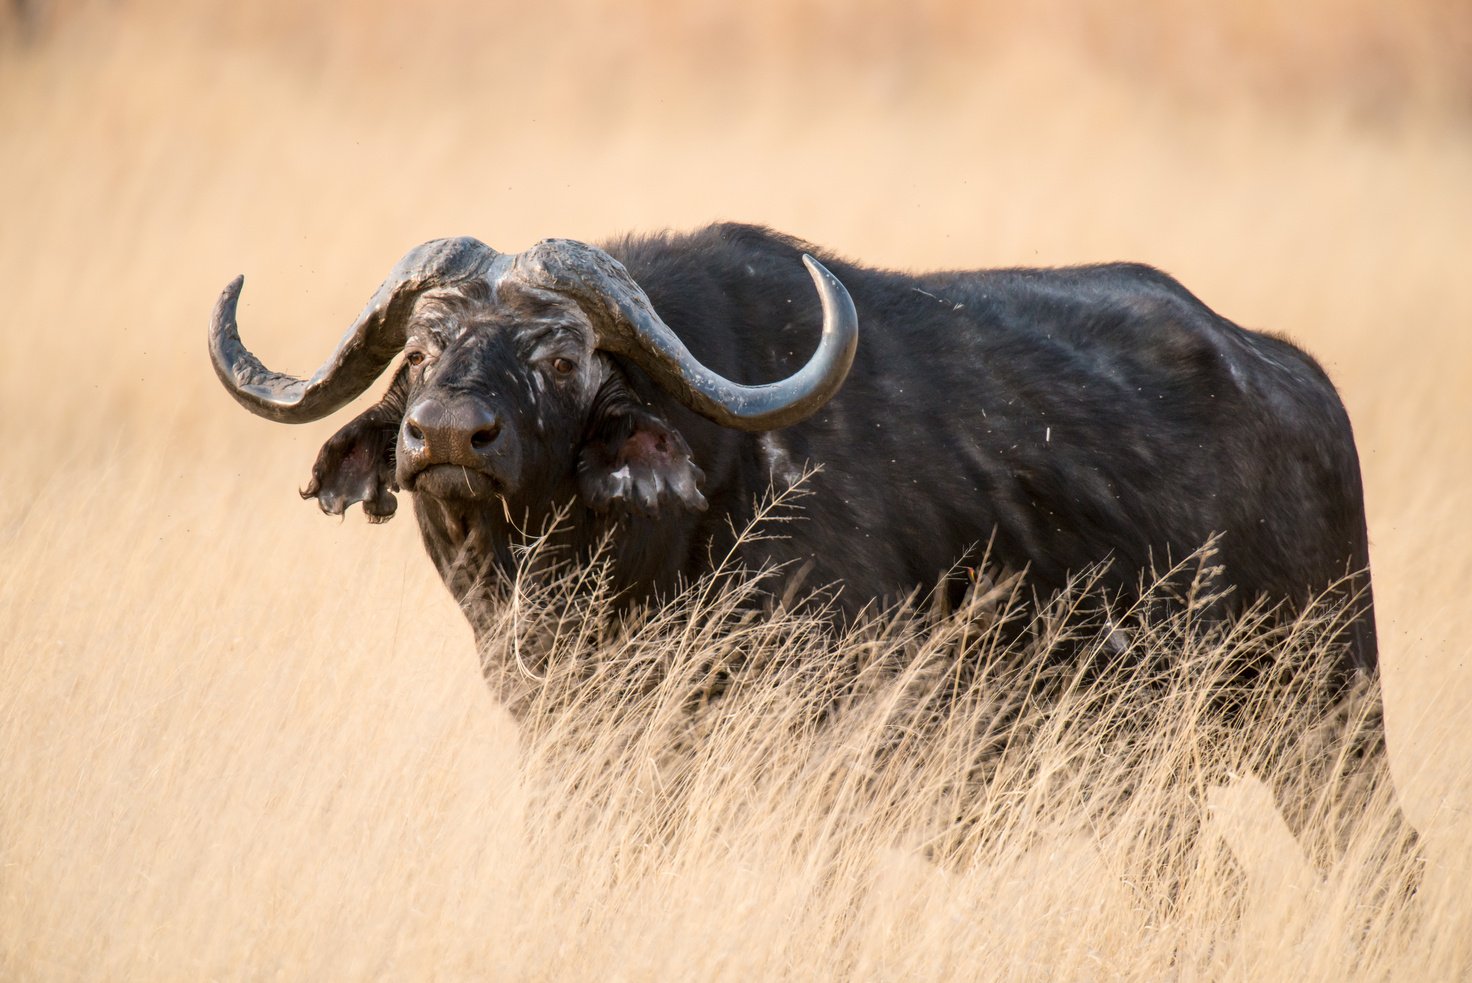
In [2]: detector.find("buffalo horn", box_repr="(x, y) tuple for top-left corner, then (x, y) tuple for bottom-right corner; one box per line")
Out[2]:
(512, 240), (858, 431)
(209, 237), (501, 424)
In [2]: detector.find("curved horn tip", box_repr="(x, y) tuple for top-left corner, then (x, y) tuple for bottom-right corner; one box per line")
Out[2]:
(210, 275), (246, 342)
(800, 254), (851, 302)
(799, 254), (857, 327)
(800, 253), (830, 281)
(215, 273), (244, 308)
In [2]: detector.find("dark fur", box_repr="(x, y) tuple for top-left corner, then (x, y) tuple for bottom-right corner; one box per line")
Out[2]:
(311, 223), (1377, 682)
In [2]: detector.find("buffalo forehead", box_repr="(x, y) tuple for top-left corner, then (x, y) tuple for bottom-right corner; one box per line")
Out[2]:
(410, 284), (592, 347)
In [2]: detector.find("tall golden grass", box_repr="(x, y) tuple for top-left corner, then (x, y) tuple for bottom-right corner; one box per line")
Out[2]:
(3, 2), (1470, 978)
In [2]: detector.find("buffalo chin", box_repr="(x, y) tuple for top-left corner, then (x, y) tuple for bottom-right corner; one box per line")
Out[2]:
(408, 464), (507, 502)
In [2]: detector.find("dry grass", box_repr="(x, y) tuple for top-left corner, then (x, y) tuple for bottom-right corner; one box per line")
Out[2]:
(3, 2), (1471, 979)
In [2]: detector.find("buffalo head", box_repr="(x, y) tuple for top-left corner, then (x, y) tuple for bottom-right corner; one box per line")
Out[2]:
(209, 237), (856, 544)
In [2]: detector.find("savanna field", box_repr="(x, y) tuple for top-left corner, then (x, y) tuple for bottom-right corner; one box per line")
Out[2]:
(2, 2), (1471, 978)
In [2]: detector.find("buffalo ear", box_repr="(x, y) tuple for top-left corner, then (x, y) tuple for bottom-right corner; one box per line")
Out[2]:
(302, 411), (400, 523)
(578, 404), (707, 517)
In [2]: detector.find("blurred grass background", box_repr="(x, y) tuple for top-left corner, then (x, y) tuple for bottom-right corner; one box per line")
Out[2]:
(2, 1), (1470, 977)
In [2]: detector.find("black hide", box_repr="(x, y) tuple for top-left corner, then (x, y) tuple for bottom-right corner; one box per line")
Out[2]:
(313, 223), (1377, 680)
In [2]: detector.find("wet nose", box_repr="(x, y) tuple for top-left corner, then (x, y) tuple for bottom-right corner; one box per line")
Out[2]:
(401, 397), (502, 467)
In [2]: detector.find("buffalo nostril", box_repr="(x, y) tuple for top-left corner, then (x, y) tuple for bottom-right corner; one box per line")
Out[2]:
(405, 421), (425, 442)
(470, 421), (501, 450)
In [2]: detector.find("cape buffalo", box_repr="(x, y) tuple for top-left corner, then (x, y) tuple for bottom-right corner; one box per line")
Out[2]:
(210, 223), (1378, 685)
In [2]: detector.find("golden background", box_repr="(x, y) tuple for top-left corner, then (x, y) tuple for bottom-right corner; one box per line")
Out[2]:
(3, 1), (1469, 976)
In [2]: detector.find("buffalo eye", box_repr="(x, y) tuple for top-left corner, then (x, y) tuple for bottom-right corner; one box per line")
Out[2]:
(552, 357), (576, 376)
(405, 350), (427, 367)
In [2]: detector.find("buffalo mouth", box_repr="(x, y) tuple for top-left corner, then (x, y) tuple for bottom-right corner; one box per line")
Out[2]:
(406, 463), (506, 501)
